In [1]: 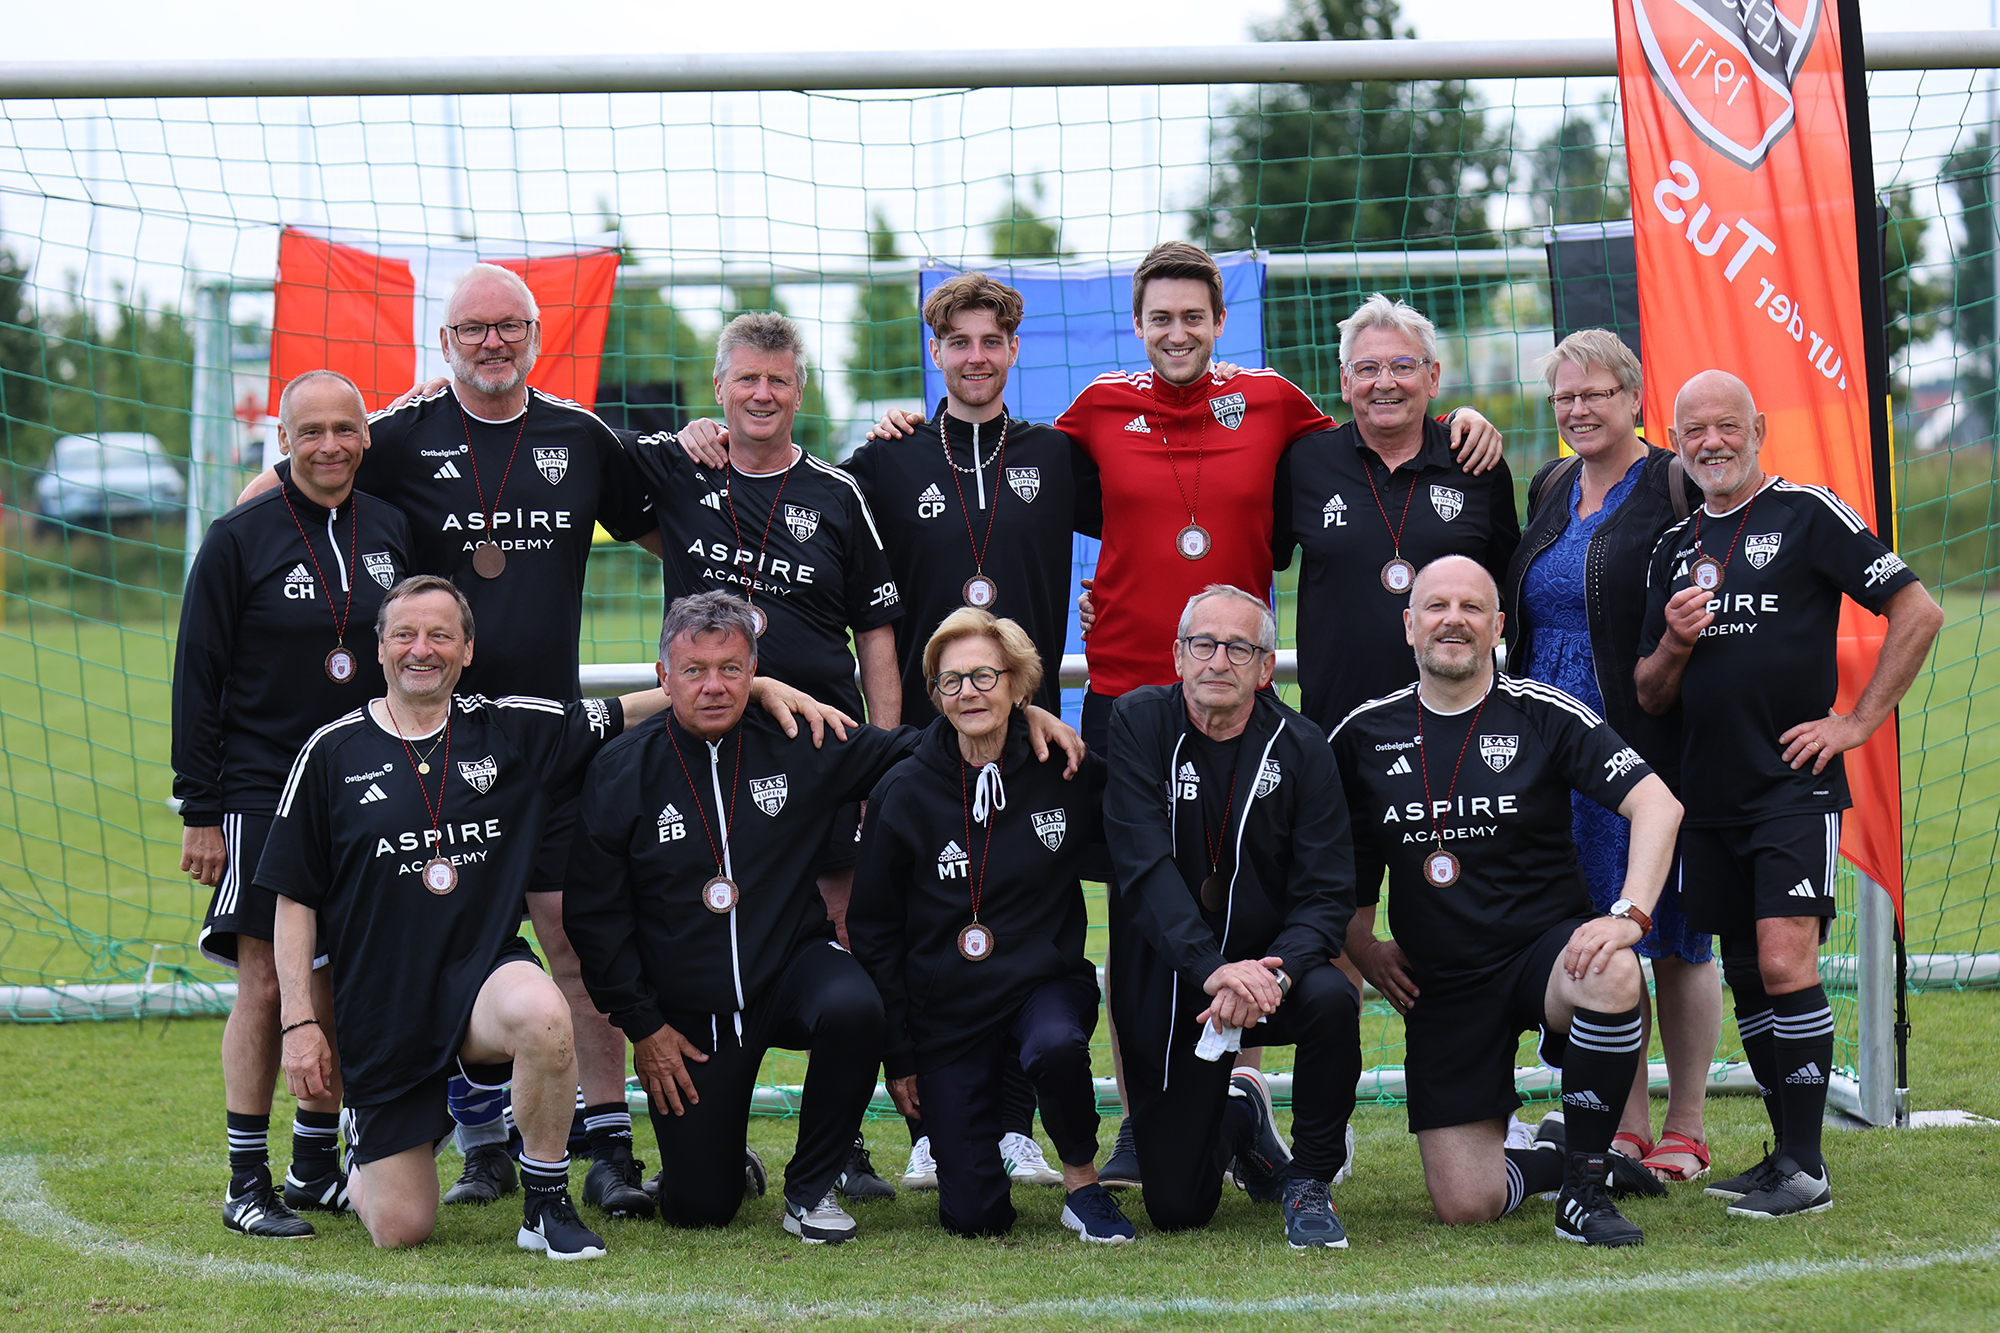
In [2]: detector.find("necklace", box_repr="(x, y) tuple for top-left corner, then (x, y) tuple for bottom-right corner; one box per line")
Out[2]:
(665, 720), (745, 913)
(1414, 688), (1489, 889)
(1361, 453), (1423, 594)
(955, 759), (1003, 961)
(1155, 384), (1214, 560)
(1196, 745), (1241, 913)
(383, 698), (456, 894)
(722, 454), (795, 638)
(457, 400), (531, 579)
(1688, 488), (1761, 593)
(938, 402), (1010, 609)
(278, 481), (362, 683)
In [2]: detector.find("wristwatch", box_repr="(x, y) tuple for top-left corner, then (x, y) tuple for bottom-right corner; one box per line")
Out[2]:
(1608, 899), (1653, 935)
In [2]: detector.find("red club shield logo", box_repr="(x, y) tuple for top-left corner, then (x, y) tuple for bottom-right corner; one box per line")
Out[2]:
(1631, 0), (1823, 170)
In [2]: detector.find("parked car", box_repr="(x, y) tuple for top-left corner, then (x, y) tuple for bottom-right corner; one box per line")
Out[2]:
(35, 433), (187, 529)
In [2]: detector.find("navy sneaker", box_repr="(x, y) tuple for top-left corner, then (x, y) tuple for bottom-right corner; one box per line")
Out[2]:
(1227, 1070), (1292, 1202)
(517, 1187), (607, 1260)
(1060, 1182), (1136, 1244)
(1281, 1176), (1348, 1250)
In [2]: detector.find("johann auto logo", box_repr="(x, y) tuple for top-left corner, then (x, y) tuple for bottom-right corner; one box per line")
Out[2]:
(1631, 0), (1822, 171)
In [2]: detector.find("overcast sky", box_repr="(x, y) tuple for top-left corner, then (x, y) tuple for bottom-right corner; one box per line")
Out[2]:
(3, 0), (1994, 60)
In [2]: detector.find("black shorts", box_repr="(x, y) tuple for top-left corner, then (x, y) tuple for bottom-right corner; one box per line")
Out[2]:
(200, 814), (328, 969)
(1401, 917), (1583, 1134)
(816, 801), (862, 873)
(531, 794), (580, 895)
(1680, 812), (1841, 939)
(343, 1058), (515, 1166)
(340, 938), (539, 1164)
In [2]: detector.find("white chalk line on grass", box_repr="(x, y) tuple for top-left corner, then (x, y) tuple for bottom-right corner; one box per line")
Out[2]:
(3, 1154), (1996, 1321)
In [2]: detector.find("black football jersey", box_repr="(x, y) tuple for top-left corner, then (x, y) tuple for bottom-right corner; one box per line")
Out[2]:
(1331, 675), (1652, 984)
(172, 461), (411, 820)
(257, 693), (623, 1104)
(359, 387), (657, 702)
(628, 437), (902, 717)
(1638, 478), (1917, 826)
(1275, 420), (1520, 731)
(842, 407), (1102, 718)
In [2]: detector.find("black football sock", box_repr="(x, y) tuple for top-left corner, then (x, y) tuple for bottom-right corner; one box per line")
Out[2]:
(290, 1109), (340, 1178)
(226, 1111), (270, 1192)
(1723, 939), (1785, 1150)
(582, 1102), (632, 1160)
(1770, 984), (1835, 1176)
(1502, 1146), (1564, 1214)
(519, 1152), (570, 1209)
(1560, 1006), (1646, 1156)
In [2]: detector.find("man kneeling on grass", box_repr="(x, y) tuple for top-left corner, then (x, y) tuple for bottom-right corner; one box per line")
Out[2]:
(265, 575), (836, 1257)
(1331, 557), (1684, 1247)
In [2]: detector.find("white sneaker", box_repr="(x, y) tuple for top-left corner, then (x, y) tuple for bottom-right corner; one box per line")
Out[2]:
(999, 1132), (1063, 1186)
(1504, 1114), (1535, 1152)
(782, 1189), (857, 1244)
(900, 1136), (938, 1191)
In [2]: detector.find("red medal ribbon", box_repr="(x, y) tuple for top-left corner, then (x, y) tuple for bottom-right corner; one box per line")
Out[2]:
(666, 719), (743, 879)
(1415, 688), (1490, 863)
(722, 453), (795, 631)
(278, 482), (360, 659)
(458, 400), (531, 553)
(1360, 453), (1422, 563)
(937, 402), (1009, 580)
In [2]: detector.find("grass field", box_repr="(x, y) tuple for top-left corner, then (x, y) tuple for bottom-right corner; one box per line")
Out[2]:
(0, 990), (1996, 1331)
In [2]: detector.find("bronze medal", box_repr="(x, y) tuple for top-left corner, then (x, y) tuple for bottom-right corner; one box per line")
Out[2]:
(1176, 523), (1212, 560)
(1381, 557), (1417, 594)
(325, 646), (357, 683)
(1199, 872), (1228, 913)
(702, 875), (739, 914)
(963, 574), (999, 609)
(748, 603), (768, 637)
(1423, 848), (1460, 888)
(957, 921), (996, 961)
(422, 857), (459, 895)
(471, 541), (506, 579)
(1690, 554), (1724, 592)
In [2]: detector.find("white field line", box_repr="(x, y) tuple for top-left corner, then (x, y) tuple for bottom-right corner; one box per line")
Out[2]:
(3, 1155), (1996, 1320)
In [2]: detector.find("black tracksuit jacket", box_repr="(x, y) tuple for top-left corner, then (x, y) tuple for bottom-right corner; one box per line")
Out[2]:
(1104, 685), (1356, 1054)
(848, 713), (1107, 1080)
(562, 706), (918, 1044)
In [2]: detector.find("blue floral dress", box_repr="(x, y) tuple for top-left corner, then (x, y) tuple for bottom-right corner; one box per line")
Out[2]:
(1521, 458), (1711, 964)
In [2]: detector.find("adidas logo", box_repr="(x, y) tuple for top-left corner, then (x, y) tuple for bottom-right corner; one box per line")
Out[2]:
(1561, 1088), (1611, 1112)
(285, 563), (313, 583)
(432, 460), (461, 479)
(1789, 878), (1817, 898)
(357, 782), (388, 805)
(937, 839), (969, 880)
(1786, 1062), (1825, 1085)
(1386, 754), (1412, 776)
(1178, 762), (1198, 780)
(919, 484), (945, 503)
(700, 490), (723, 511)
(1124, 415), (1150, 433)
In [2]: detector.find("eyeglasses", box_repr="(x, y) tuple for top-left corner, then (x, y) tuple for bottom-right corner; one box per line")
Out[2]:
(1181, 636), (1266, 666)
(1343, 357), (1431, 381)
(1548, 388), (1625, 410)
(932, 666), (1009, 696)
(447, 319), (536, 346)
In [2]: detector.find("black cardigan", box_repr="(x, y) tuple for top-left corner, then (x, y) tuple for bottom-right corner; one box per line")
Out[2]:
(1502, 447), (1699, 790)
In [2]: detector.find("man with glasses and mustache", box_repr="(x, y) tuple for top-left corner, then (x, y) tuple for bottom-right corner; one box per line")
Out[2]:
(1636, 370), (1941, 1221)
(1274, 294), (1520, 735)
(1102, 584), (1362, 1248)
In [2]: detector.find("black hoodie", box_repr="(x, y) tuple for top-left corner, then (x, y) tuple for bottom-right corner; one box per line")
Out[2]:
(848, 712), (1106, 1080)
(562, 706), (919, 1045)
(1104, 684), (1356, 1053)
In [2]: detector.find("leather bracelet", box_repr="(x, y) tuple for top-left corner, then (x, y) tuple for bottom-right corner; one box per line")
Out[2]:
(280, 1018), (320, 1036)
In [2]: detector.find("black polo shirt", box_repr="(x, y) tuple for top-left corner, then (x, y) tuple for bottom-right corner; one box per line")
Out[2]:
(1331, 675), (1652, 985)
(842, 404), (1101, 718)
(360, 387), (657, 702)
(258, 692), (624, 1104)
(1275, 418), (1520, 731)
(1638, 477), (1917, 827)
(628, 437), (903, 718)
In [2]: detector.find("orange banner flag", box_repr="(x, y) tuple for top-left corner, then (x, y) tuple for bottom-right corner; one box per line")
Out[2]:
(1615, 0), (1903, 911)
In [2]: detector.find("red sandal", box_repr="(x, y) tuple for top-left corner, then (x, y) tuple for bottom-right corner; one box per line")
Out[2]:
(1610, 1131), (1653, 1161)
(1640, 1131), (1711, 1182)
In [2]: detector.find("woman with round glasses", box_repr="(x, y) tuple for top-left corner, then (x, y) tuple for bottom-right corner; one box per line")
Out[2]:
(1501, 328), (1718, 1186)
(846, 609), (1133, 1243)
